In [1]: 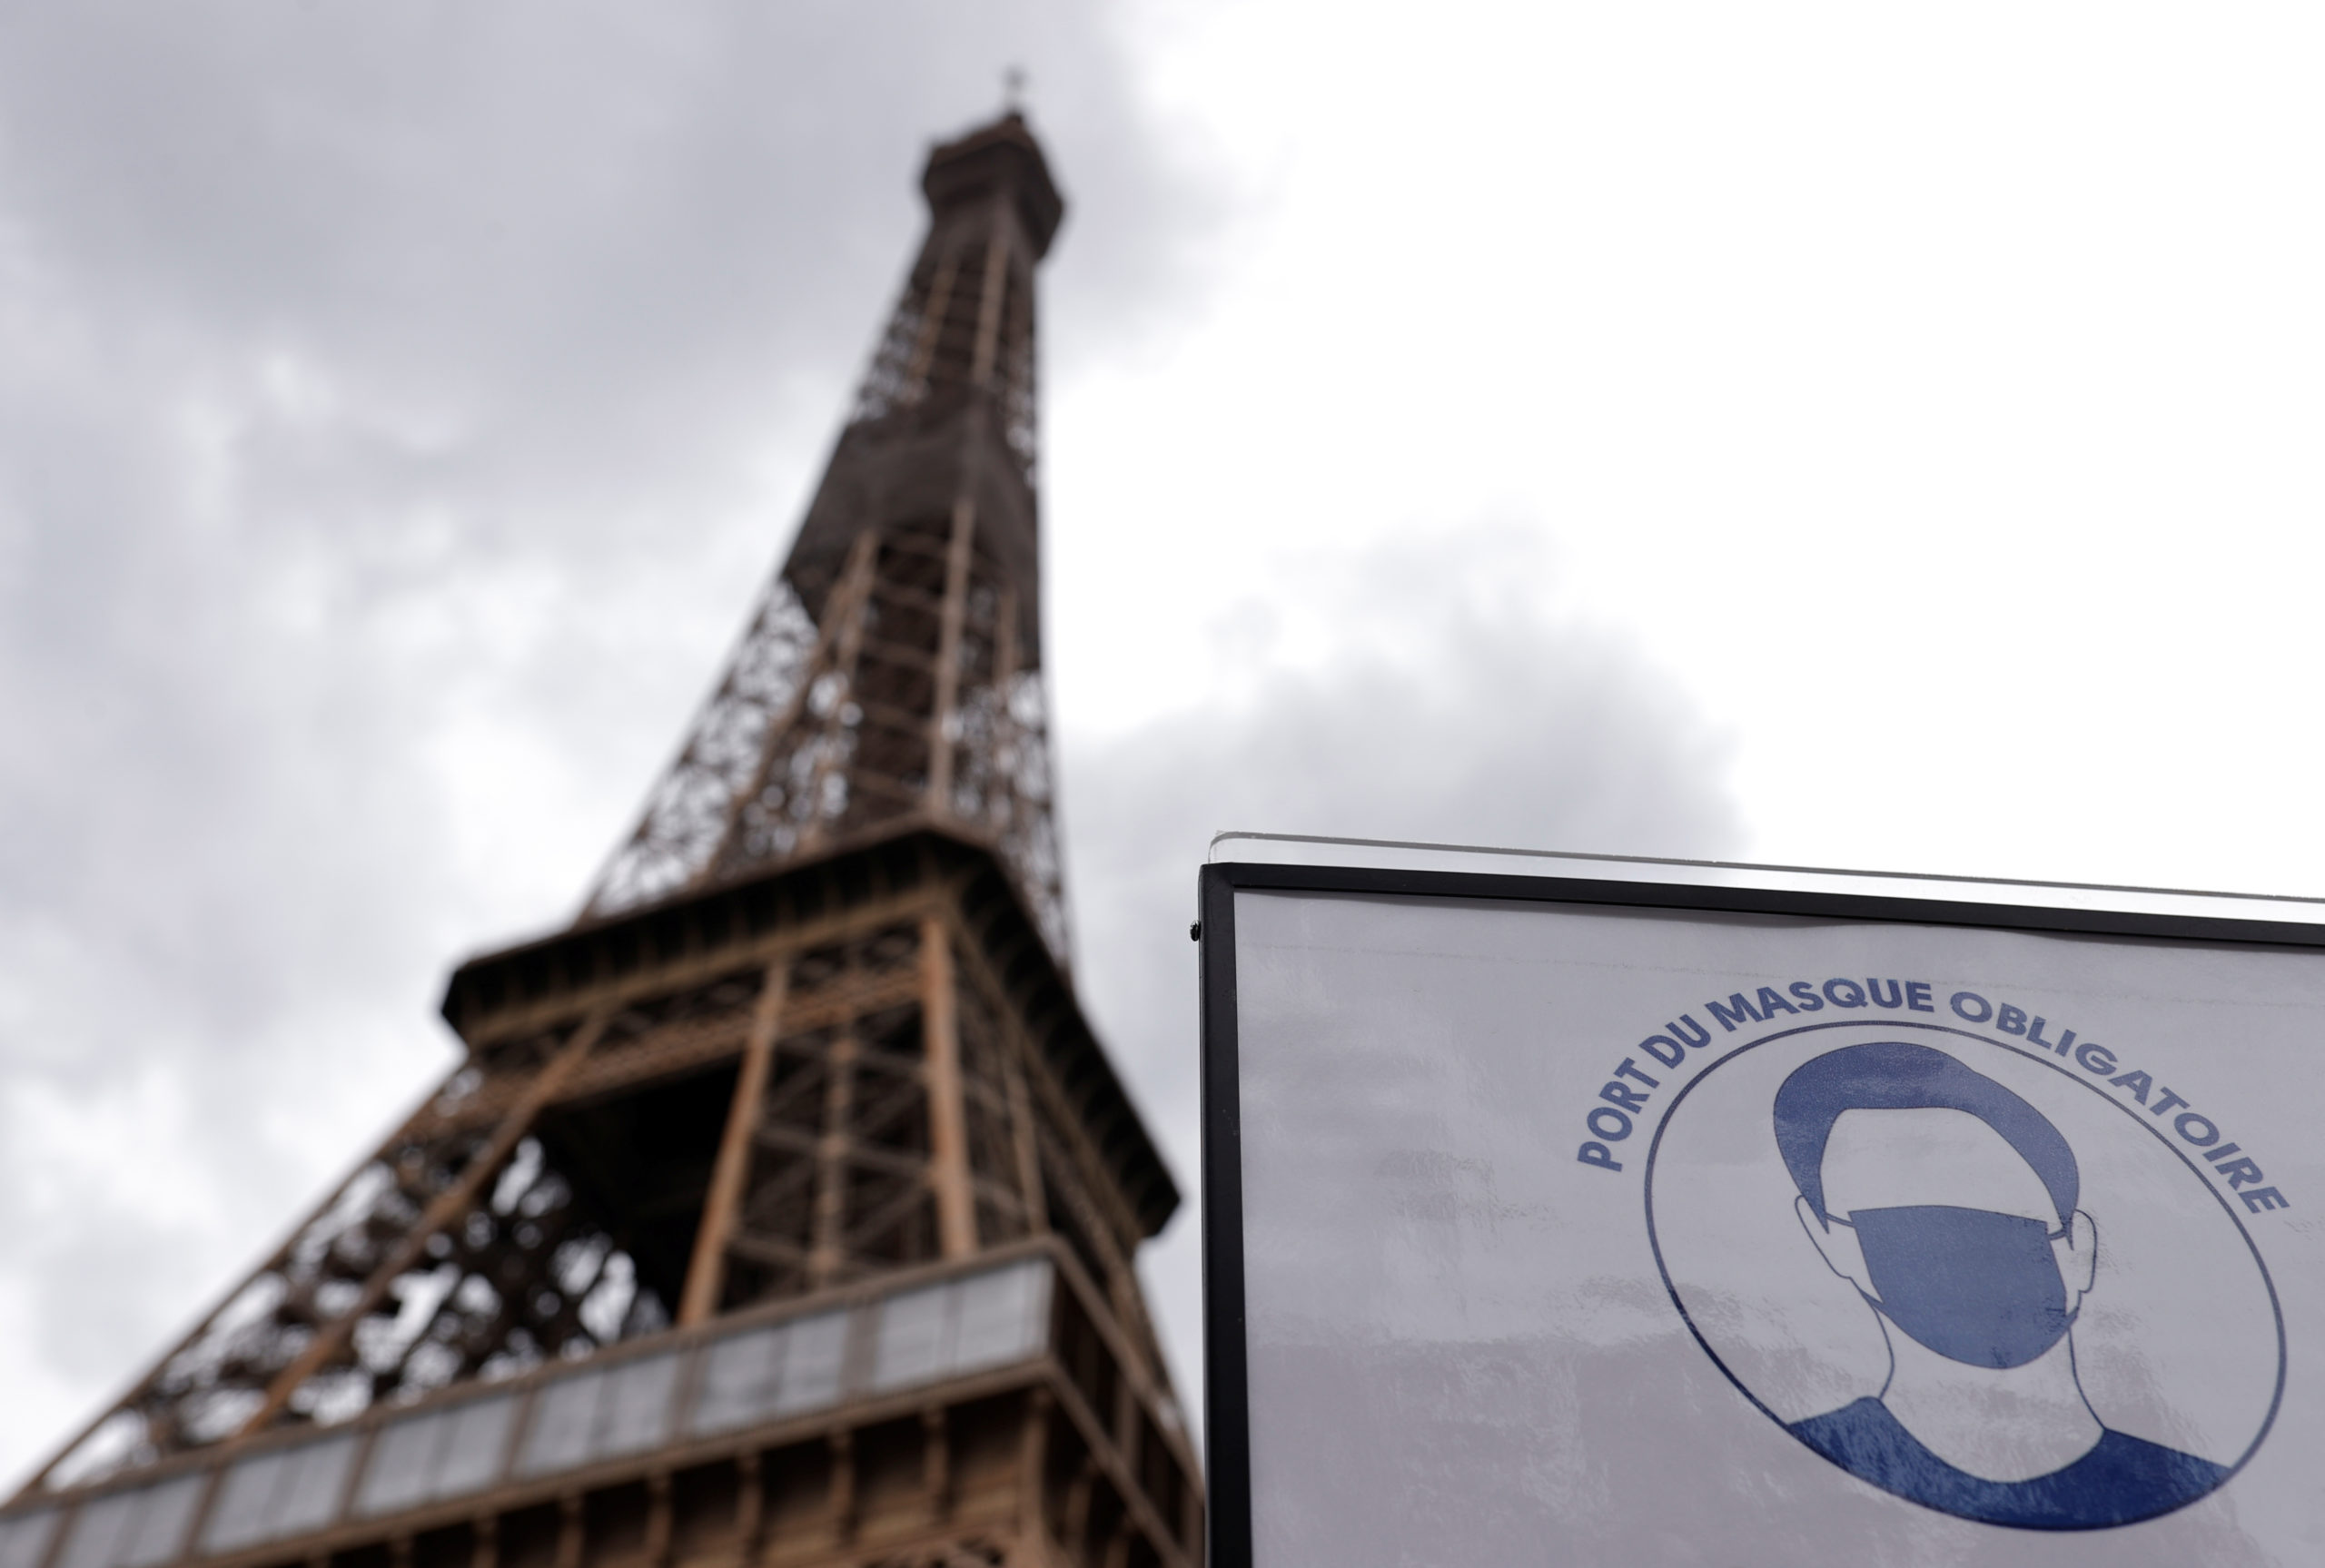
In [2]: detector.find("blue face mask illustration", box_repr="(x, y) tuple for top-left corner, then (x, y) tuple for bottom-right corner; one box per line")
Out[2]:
(1839, 1204), (2075, 1369)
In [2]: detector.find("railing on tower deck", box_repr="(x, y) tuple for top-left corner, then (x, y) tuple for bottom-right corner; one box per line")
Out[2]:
(0, 1241), (1195, 1568)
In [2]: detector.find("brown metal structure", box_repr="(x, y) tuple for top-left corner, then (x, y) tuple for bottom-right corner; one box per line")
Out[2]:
(581, 110), (1067, 962)
(2, 113), (1197, 1568)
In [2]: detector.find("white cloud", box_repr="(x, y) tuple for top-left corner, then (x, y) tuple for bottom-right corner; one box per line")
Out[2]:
(9, 0), (2313, 1492)
(0, 0), (1232, 1481)
(1064, 528), (1738, 1421)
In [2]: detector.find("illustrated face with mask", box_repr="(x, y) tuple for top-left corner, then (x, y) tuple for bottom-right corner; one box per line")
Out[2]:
(1806, 1106), (2097, 1369)
(1768, 1040), (2227, 1529)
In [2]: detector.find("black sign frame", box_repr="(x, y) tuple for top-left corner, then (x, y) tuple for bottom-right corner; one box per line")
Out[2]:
(1196, 856), (2325, 1568)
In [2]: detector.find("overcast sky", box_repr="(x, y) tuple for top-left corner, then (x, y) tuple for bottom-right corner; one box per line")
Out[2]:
(3, 0), (2321, 1483)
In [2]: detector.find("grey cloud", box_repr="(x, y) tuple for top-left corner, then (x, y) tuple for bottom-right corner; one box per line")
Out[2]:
(1064, 535), (1740, 1425)
(0, 0), (1731, 1484)
(0, 2), (1209, 524)
(0, 1), (1209, 1479)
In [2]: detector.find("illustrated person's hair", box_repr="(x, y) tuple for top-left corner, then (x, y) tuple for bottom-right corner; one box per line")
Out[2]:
(1773, 1040), (2078, 1226)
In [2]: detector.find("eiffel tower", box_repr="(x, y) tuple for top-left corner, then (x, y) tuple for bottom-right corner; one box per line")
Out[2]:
(1, 112), (1197, 1568)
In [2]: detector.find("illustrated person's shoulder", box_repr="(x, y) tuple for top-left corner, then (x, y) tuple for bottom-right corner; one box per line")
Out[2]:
(1786, 1399), (2231, 1529)
(2052, 1429), (2231, 1524)
(1786, 1398), (1914, 1480)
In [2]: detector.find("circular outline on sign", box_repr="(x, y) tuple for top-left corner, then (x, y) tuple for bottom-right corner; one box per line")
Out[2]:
(1640, 1016), (2286, 1532)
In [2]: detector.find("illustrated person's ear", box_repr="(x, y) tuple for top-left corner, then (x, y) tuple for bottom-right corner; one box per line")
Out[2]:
(1796, 1194), (1876, 1299)
(2052, 1208), (2098, 1302)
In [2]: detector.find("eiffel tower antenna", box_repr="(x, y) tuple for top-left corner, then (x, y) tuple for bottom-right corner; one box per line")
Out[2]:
(4, 113), (1196, 1568)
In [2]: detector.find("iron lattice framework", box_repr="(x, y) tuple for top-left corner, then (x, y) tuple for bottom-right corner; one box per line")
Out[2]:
(5, 114), (1196, 1568)
(584, 113), (1068, 962)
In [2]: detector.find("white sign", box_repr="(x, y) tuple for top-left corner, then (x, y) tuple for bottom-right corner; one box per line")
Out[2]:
(1199, 854), (2320, 1565)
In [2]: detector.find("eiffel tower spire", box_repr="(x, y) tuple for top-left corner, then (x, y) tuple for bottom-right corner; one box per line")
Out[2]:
(4, 113), (1196, 1568)
(584, 111), (1069, 962)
